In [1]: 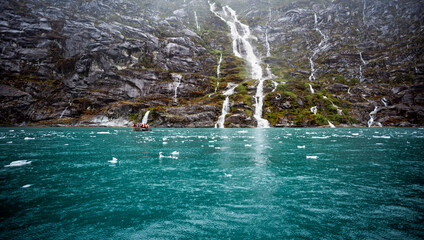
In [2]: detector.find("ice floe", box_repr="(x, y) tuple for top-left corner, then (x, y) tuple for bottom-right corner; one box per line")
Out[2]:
(5, 160), (32, 167)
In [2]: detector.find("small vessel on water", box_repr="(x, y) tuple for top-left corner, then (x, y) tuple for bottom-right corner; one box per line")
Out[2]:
(133, 124), (151, 131)
(133, 110), (151, 131)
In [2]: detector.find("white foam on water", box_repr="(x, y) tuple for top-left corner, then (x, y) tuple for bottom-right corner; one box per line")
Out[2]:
(7, 141), (12, 144)
(373, 136), (391, 139)
(97, 132), (111, 134)
(312, 136), (330, 139)
(22, 184), (32, 188)
(238, 130), (248, 133)
(163, 142), (168, 145)
(245, 144), (252, 147)
(306, 156), (318, 159)
(5, 160), (32, 167)
(297, 145), (306, 149)
(24, 137), (35, 140)
(352, 133), (360, 136)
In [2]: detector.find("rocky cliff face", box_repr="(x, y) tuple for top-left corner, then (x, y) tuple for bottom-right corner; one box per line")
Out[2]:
(0, 0), (423, 127)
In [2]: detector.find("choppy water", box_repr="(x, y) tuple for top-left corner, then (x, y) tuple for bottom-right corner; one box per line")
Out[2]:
(1, 127), (423, 239)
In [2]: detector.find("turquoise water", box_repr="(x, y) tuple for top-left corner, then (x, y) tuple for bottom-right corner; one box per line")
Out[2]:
(0, 127), (423, 239)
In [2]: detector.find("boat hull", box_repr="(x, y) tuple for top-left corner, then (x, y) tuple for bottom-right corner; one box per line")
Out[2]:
(133, 127), (152, 131)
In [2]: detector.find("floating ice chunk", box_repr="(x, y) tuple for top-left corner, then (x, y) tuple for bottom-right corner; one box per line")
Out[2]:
(97, 132), (110, 134)
(306, 156), (318, 159)
(7, 141), (12, 144)
(312, 136), (329, 139)
(373, 136), (391, 139)
(171, 151), (179, 156)
(24, 137), (35, 140)
(108, 157), (118, 164)
(22, 184), (32, 188)
(245, 144), (252, 147)
(352, 133), (359, 136)
(163, 142), (168, 145)
(297, 145), (306, 149)
(224, 173), (232, 177)
(159, 152), (178, 159)
(5, 160), (32, 167)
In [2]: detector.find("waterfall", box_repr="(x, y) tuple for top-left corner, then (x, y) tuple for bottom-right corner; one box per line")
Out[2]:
(194, 11), (200, 31)
(359, 52), (366, 65)
(308, 84), (315, 94)
(382, 98), (388, 107)
(209, 2), (270, 128)
(59, 100), (72, 119)
(215, 83), (238, 128)
(215, 53), (223, 93)
(309, 57), (315, 81)
(363, 0), (367, 23)
(328, 120), (336, 128)
(171, 73), (182, 103)
(271, 81), (278, 92)
(141, 110), (150, 124)
(359, 52), (366, 82)
(265, 29), (271, 57)
(309, 12), (328, 81)
(265, 7), (272, 57)
(367, 105), (378, 127)
(215, 97), (230, 128)
(266, 64), (275, 79)
(310, 106), (317, 115)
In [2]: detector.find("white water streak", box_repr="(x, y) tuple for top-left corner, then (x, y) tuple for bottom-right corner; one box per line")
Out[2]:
(215, 83), (238, 128)
(171, 73), (182, 103)
(368, 105), (378, 127)
(309, 84), (315, 94)
(141, 110), (150, 125)
(215, 53), (223, 92)
(209, 2), (269, 128)
(194, 11), (200, 31)
(59, 100), (72, 119)
(310, 106), (317, 115)
(309, 12), (328, 81)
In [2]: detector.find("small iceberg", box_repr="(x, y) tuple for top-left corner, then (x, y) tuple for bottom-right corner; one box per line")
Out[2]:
(97, 132), (111, 134)
(22, 184), (32, 188)
(306, 156), (318, 159)
(108, 157), (118, 164)
(24, 137), (35, 140)
(5, 160), (32, 167)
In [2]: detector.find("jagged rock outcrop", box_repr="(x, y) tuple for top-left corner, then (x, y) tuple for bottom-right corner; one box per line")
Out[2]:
(0, 0), (423, 127)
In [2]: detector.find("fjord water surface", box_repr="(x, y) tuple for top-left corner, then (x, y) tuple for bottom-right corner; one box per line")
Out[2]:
(1, 127), (423, 239)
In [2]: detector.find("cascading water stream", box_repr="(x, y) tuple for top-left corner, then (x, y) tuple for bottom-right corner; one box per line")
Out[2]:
(215, 83), (238, 128)
(309, 12), (328, 81)
(363, 0), (367, 23)
(141, 111), (150, 125)
(171, 73), (182, 103)
(308, 84), (315, 94)
(194, 11), (200, 31)
(359, 52), (366, 82)
(265, 8), (272, 57)
(209, 2), (270, 128)
(310, 106), (317, 115)
(59, 100), (72, 119)
(328, 120), (336, 128)
(215, 53), (223, 93)
(368, 105), (378, 127)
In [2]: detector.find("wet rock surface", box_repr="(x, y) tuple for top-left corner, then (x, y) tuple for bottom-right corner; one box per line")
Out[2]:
(0, 0), (423, 127)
